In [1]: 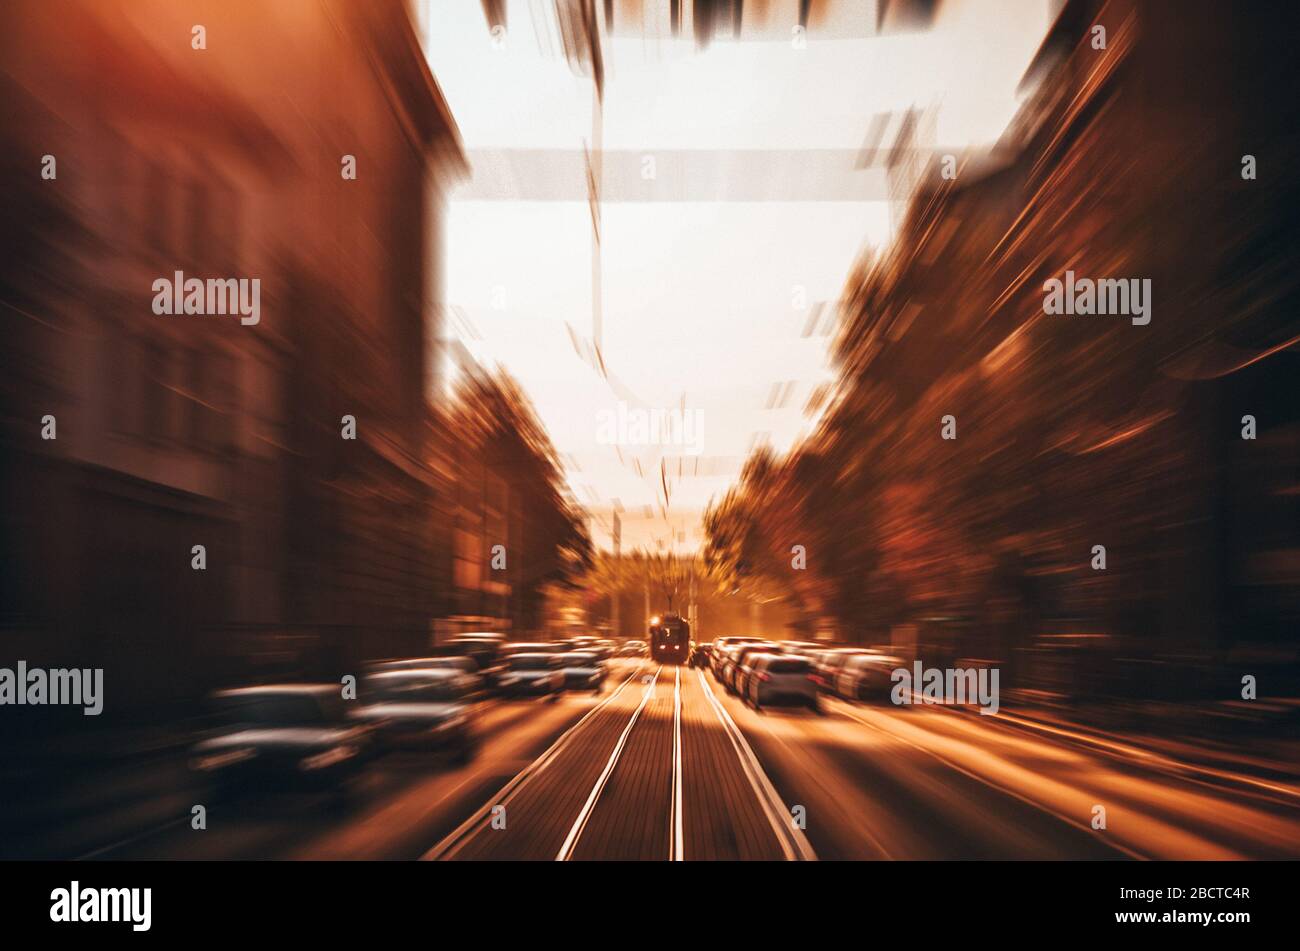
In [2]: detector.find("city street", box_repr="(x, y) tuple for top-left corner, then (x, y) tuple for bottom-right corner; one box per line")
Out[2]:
(4, 0), (1298, 894)
(75, 659), (1300, 862)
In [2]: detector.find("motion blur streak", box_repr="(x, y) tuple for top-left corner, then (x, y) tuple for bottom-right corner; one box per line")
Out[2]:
(2, 0), (1298, 862)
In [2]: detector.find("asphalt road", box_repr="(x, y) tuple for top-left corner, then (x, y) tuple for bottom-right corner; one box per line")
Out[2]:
(72, 659), (1300, 861)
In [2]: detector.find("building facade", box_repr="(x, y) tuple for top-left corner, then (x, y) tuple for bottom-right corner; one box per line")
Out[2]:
(1, 0), (465, 711)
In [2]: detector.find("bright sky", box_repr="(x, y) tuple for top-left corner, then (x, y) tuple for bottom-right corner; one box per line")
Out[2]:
(420, 0), (1051, 555)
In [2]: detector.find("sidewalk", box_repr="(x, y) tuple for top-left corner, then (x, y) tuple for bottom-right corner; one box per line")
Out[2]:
(961, 691), (1300, 799)
(0, 714), (205, 860)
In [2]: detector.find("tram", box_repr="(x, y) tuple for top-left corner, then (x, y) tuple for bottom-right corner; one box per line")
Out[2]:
(648, 613), (690, 664)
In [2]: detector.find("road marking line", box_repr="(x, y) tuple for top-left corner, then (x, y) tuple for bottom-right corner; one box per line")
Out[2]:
(826, 698), (1149, 861)
(421, 662), (644, 861)
(670, 666), (684, 861)
(738, 702), (896, 860)
(556, 667), (662, 861)
(696, 670), (817, 861)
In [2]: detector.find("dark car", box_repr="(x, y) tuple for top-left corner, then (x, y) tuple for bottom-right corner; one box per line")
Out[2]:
(689, 643), (712, 668)
(584, 641), (615, 663)
(559, 651), (608, 692)
(500, 642), (562, 658)
(450, 632), (507, 651)
(444, 633), (505, 664)
(189, 685), (374, 805)
(367, 656), (486, 697)
(835, 653), (906, 703)
(350, 669), (477, 761)
(811, 648), (877, 693)
(444, 636), (508, 682)
(778, 641), (823, 657)
(496, 653), (565, 699)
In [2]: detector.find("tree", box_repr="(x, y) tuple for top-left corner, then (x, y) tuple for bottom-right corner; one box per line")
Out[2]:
(446, 367), (593, 629)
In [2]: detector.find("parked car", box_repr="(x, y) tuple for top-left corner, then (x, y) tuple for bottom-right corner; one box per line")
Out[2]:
(778, 640), (823, 657)
(711, 636), (763, 678)
(728, 643), (783, 696)
(748, 654), (820, 712)
(733, 649), (776, 698)
(835, 654), (905, 703)
(559, 651), (607, 692)
(811, 648), (876, 692)
(496, 653), (565, 699)
(715, 643), (747, 685)
(500, 642), (561, 658)
(455, 632), (508, 643)
(444, 635), (506, 680)
(724, 643), (780, 695)
(617, 640), (647, 658)
(712, 641), (743, 680)
(367, 656), (486, 697)
(351, 669), (478, 761)
(447, 633), (507, 657)
(190, 685), (374, 806)
(689, 643), (712, 668)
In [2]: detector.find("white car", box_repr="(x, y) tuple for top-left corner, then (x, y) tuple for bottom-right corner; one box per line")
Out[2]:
(727, 643), (781, 695)
(748, 654), (820, 712)
(711, 637), (762, 678)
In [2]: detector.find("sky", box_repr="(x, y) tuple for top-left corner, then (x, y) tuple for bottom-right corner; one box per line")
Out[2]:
(420, 0), (1052, 555)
